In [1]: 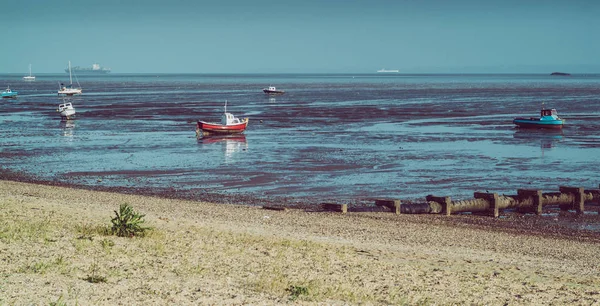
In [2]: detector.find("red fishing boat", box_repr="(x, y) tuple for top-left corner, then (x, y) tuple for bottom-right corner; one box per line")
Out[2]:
(196, 101), (249, 137)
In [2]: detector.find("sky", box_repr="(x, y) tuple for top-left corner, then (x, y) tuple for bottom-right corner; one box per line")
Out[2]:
(2, 0), (599, 73)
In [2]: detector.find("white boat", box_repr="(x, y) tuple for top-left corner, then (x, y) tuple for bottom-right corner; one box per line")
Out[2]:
(23, 64), (35, 81)
(262, 86), (285, 94)
(58, 61), (82, 96)
(377, 68), (399, 73)
(57, 101), (76, 119)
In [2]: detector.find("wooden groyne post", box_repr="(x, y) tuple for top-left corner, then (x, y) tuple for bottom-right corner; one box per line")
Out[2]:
(321, 203), (347, 214)
(516, 189), (543, 215)
(375, 199), (401, 214)
(559, 186), (585, 214)
(425, 195), (452, 216)
(474, 192), (500, 218)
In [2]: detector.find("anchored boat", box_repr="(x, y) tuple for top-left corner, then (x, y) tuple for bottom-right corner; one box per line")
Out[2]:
(262, 86), (285, 95)
(57, 102), (76, 120)
(196, 101), (248, 137)
(1, 86), (18, 98)
(58, 61), (82, 96)
(513, 108), (563, 129)
(23, 64), (35, 81)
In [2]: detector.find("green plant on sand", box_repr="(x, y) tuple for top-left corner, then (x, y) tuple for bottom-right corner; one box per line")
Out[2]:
(110, 203), (149, 237)
(288, 285), (309, 301)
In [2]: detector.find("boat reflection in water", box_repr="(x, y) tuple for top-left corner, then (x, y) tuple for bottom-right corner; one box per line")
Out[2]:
(59, 120), (76, 139)
(513, 129), (563, 150)
(199, 134), (248, 162)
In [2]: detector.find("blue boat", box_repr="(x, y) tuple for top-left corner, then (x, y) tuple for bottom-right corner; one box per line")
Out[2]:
(1, 86), (18, 98)
(513, 108), (563, 129)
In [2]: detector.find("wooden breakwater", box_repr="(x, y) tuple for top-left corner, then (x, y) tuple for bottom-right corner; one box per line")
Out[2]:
(313, 185), (600, 218)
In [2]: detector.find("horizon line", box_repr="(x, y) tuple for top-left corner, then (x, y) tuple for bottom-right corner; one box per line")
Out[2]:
(1, 71), (597, 75)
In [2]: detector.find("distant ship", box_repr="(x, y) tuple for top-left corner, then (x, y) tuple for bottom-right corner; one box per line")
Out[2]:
(377, 68), (399, 73)
(65, 63), (111, 74)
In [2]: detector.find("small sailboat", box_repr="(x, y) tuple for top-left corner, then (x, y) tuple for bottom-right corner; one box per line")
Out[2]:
(23, 64), (35, 81)
(57, 101), (76, 120)
(1, 86), (18, 98)
(58, 61), (82, 96)
(196, 101), (249, 137)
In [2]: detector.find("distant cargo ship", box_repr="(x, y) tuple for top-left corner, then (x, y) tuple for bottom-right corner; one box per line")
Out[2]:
(65, 63), (111, 74)
(377, 68), (399, 73)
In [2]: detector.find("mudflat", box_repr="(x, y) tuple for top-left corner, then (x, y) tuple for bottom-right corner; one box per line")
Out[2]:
(1, 180), (599, 305)
(3, 74), (600, 203)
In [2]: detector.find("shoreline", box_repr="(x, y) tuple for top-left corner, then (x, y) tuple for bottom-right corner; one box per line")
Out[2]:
(2, 167), (600, 239)
(1, 179), (599, 304)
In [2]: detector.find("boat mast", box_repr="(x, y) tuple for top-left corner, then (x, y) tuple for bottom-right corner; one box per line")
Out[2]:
(29, 64), (32, 76)
(224, 100), (227, 113)
(68, 61), (73, 85)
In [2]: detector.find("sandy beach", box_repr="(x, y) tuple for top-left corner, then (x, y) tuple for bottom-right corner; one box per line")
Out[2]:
(1, 179), (599, 305)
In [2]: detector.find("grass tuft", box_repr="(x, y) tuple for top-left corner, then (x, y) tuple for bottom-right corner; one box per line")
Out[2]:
(288, 285), (309, 301)
(110, 203), (150, 237)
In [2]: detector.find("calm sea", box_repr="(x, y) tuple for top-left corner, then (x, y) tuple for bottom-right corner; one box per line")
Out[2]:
(1, 73), (599, 204)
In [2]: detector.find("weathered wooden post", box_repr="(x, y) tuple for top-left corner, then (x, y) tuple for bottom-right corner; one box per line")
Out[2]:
(474, 192), (500, 218)
(375, 199), (402, 214)
(584, 187), (600, 206)
(517, 189), (543, 215)
(426, 195), (452, 216)
(321, 203), (348, 214)
(558, 186), (585, 214)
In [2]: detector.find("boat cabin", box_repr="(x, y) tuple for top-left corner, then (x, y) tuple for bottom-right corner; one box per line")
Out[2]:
(221, 112), (242, 125)
(540, 108), (560, 119)
(58, 102), (73, 111)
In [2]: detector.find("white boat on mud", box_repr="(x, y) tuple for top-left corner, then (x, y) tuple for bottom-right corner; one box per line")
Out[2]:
(57, 102), (76, 120)
(58, 61), (82, 96)
(263, 86), (285, 95)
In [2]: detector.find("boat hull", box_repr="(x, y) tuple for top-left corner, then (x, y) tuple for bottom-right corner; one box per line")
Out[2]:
(60, 109), (76, 118)
(196, 118), (249, 136)
(263, 89), (285, 95)
(513, 118), (563, 129)
(58, 89), (82, 96)
(1, 92), (18, 98)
